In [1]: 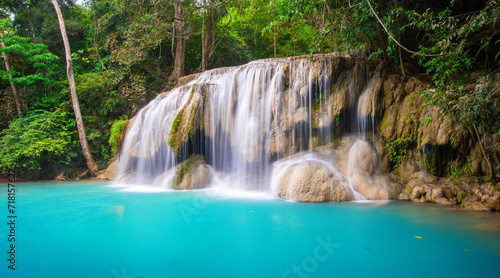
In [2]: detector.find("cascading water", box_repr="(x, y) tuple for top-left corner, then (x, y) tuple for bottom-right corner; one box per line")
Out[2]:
(116, 54), (400, 201)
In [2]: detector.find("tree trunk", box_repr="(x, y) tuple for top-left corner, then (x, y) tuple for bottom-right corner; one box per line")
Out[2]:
(399, 45), (405, 77)
(51, 0), (98, 176)
(169, 0), (185, 82)
(201, 6), (214, 72)
(273, 6), (276, 58)
(0, 31), (22, 115)
(473, 123), (496, 181)
(201, 8), (206, 71)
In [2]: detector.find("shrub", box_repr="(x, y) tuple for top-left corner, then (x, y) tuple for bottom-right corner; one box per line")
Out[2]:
(0, 109), (79, 172)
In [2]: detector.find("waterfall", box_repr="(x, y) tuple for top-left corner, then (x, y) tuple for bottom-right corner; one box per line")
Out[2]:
(115, 54), (397, 201)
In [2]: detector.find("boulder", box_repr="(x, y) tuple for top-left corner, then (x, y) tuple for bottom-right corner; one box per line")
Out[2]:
(98, 159), (119, 180)
(350, 173), (390, 199)
(408, 183), (457, 205)
(173, 154), (213, 190)
(347, 140), (378, 177)
(274, 160), (355, 202)
(346, 140), (402, 199)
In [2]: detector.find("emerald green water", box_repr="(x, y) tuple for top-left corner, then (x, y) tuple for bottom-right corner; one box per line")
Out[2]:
(1, 181), (500, 277)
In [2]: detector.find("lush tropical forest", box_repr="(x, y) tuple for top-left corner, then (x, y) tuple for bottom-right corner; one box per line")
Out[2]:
(0, 0), (498, 180)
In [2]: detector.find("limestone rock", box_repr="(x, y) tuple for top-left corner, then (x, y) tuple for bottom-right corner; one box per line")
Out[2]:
(396, 152), (420, 183)
(173, 154), (213, 190)
(268, 127), (289, 155)
(410, 185), (428, 202)
(487, 192), (500, 211)
(274, 160), (355, 202)
(177, 73), (201, 86)
(408, 183), (457, 205)
(169, 87), (205, 152)
(348, 140), (378, 177)
(400, 171), (457, 205)
(461, 183), (500, 211)
(399, 178), (426, 200)
(404, 76), (427, 95)
(345, 139), (402, 200)
(357, 77), (381, 116)
(329, 79), (350, 116)
(375, 174), (404, 199)
(294, 107), (309, 123)
(98, 159), (119, 180)
(382, 74), (404, 105)
(374, 138), (391, 173)
(350, 173), (398, 200)
(409, 171), (439, 184)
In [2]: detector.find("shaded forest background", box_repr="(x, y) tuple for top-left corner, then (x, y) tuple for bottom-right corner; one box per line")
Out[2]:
(0, 0), (498, 179)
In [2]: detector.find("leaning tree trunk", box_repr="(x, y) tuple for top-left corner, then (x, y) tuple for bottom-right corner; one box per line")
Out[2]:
(51, 0), (98, 176)
(169, 0), (185, 82)
(0, 31), (22, 115)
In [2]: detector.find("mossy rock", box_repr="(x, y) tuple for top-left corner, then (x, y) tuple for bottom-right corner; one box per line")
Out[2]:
(168, 85), (205, 152)
(173, 154), (213, 190)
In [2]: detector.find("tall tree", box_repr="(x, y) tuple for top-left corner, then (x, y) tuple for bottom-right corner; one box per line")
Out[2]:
(0, 30), (21, 115)
(0, 18), (58, 116)
(200, 1), (232, 72)
(169, 0), (186, 82)
(51, 0), (98, 176)
(201, 2), (214, 72)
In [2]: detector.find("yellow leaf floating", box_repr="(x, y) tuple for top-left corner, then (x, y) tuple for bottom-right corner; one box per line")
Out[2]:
(463, 249), (469, 252)
(414, 236), (423, 239)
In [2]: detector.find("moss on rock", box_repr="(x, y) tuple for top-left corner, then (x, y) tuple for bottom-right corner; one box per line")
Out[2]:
(173, 154), (213, 190)
(168, 85), (205, 152)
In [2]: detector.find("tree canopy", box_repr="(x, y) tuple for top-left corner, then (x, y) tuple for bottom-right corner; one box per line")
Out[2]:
(0, 0), (498, 178)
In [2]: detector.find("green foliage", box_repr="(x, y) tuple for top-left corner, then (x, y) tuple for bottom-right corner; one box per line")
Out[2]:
(167, 112), (182, 152)
(385, 137), (415, 171)
(93, 0), (174, 104)
(10, 0), (88, 59)
(0, 0), (498, 180)
(108, 117), (128, 155)
(457, 191), (469, 204)
(422, 151), (437, 175)
(407, 7), (473, 86)
(329, 0), (381, 53)
(72, 71), (129, 166)
(401, 0), (500, 179)
(446, 159), (472, 179)
(0, 18), (61, 114)
(74, 71), (125, 117)
(0, 109), (79, 172)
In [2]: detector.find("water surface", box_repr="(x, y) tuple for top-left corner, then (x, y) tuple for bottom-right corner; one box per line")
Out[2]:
(1, 181), (499, 277)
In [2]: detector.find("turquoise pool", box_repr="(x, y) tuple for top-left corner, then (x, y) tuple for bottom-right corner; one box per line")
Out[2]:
(1, 181), (500, 277)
